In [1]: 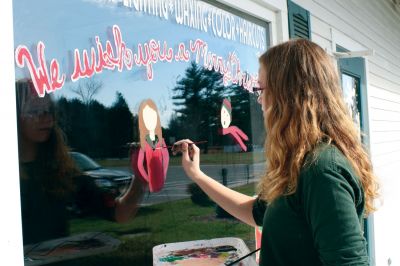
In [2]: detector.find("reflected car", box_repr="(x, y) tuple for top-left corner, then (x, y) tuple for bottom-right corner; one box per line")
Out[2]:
(69, 151), (133, 216)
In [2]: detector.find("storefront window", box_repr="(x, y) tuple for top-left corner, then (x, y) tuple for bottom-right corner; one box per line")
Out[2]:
(14, 0), (269, 265)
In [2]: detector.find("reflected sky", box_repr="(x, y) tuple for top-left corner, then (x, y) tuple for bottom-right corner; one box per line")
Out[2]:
(13, 0), (267, 125)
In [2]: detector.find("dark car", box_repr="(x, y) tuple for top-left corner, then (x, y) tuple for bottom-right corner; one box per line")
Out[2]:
(69, 151), (133, 216)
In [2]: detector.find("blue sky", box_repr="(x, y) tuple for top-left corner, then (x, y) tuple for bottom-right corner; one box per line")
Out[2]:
(13, 0), (267, 125)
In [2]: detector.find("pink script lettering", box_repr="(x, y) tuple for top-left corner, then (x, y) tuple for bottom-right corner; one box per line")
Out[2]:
(15, 26), (258, 97)
(15, 42), (65, 97)
(71, 25), (133, 82)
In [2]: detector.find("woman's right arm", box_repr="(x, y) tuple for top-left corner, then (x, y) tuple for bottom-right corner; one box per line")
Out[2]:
(174, 140), (257, 227)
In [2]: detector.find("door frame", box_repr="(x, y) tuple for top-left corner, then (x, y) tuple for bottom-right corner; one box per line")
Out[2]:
(337, 44), (375, 265)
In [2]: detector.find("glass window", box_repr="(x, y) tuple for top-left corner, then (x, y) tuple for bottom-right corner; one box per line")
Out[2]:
(341, 73), (361, 131)
(14, 0), (269, 265)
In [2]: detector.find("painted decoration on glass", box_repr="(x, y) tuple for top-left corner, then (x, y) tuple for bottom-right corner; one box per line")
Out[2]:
(219, 98), (249, 152)
(131, 99), (169, 192)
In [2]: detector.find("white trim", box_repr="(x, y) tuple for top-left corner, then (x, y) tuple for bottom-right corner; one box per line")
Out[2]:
(0, 0), (24, 265)
(333, 49), (375, 59)
(331, 28), (367, 54)
(216, 0), (289, 45)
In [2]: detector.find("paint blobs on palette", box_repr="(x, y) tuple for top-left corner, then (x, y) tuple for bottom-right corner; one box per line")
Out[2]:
(158, 245), (241, 265)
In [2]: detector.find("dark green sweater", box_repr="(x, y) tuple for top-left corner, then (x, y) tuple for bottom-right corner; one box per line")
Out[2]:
(252, 144), (369, 265)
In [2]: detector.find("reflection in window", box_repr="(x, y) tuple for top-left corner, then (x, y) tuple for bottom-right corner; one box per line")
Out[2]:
(13, 0), (269, 264)
(341, 73), (361, 131)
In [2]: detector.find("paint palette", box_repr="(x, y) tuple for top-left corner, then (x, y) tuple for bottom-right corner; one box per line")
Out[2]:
(153, 237), (257, 266)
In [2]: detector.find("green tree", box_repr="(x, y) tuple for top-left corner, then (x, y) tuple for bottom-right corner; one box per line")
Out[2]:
(86, 100), (108, 157)
(226, 85), (265, 151)
(57, 97), (109, 157)
(108, 92), (134, 158)
(57, 92), (135, 159)
(171, 61), (227, 152)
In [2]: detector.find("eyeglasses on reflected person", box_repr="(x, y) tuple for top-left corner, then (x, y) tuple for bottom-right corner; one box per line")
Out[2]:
(252, 86), (265, 97)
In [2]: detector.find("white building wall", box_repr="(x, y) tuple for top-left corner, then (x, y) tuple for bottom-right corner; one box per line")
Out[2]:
(291, 0), (400, 265)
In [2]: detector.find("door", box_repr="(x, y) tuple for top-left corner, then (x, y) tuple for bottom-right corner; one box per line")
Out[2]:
(338, 46), (374, 265)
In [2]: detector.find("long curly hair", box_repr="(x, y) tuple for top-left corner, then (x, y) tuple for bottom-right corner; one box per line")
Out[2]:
(16, 79), (78, 199)
(257, 39), (379, 215)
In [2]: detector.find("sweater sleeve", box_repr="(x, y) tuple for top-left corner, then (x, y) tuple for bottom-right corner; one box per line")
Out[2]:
(301, 160), (369, 265)
(252, 196), (267, 227)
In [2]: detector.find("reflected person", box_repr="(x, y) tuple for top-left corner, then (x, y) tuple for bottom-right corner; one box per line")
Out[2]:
(16, 79), (146, 246)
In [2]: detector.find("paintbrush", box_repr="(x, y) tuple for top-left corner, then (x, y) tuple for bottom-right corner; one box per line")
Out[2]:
(224, 248), (260, 266)
(171, 140), (208, 153)
(154, 140), (208, 150)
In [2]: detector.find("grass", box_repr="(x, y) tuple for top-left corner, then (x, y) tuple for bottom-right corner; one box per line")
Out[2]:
(69, 183), (257, 266)
(97, 151), (265, 167)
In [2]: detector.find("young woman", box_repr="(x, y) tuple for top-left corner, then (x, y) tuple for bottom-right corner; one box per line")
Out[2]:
(174, 39), (379, 265)
(16, 80), (145, 245)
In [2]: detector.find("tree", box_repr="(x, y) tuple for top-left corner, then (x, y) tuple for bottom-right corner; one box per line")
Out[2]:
(57, 97), (89, 154)
(70, 78), (103, 105)
(86, 100), (109, 157)
(108, 92), (134, 158)
(57, 92), (135, 159)
(170, 61), (265, 152)
(226, 85), (265, 151)
(171, 61), (227, 152)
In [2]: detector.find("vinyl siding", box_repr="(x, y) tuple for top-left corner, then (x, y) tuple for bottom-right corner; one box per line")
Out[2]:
(287, 0), (400, 265)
